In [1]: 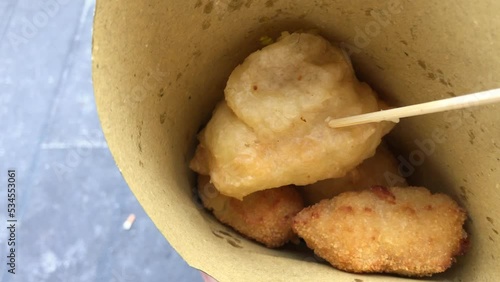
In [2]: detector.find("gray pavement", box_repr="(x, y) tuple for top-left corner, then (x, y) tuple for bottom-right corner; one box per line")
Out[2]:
(0, 1), (202, 281)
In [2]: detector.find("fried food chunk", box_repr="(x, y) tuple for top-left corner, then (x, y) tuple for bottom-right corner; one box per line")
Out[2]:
(198, 175), (304, 248)
(299, 144), (408, 205)
(190, 32), (394, 199)
(292, 186), (468, 277)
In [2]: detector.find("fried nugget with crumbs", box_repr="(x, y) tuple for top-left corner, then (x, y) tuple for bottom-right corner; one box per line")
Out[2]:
(292, 186), (468, 277)
(198, 175), (304, 248)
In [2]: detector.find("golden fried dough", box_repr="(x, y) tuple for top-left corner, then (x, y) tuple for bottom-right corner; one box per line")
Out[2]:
(198, 175), (304, 248)
(299, 144), (407, 205)
(190, 32), (394, 199)
(292, 186), (468, 277)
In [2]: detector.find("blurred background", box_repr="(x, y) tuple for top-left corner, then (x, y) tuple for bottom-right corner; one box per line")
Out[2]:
(0, 1), (202, 281)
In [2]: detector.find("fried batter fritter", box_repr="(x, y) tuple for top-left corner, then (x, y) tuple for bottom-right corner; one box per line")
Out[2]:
(292, 186), (468, 277)
(190, 32), (394, 199)
(299, 144), (407, 206)
(198, 175), (304, 248)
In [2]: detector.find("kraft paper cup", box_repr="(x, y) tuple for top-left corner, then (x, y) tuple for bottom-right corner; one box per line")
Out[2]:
(92, 1), (500, 281)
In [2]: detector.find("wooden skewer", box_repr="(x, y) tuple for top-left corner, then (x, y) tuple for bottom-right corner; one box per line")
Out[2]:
(328, 88), (500, 128)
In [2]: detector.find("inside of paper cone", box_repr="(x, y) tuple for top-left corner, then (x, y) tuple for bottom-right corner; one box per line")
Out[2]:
(92, 1), (500, 281)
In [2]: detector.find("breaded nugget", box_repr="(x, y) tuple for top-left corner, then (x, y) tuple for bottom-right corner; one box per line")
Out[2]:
(299, 144), (408, 205)
(292, 186), (468, 276)
(198, 175), (304, 248)
(190, 32), (394, 199)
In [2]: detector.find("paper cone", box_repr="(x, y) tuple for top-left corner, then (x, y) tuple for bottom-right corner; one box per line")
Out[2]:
(92, 1), (500, 281)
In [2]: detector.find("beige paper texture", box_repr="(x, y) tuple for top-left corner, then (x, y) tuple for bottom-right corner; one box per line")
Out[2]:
(92, 0), (500, 281)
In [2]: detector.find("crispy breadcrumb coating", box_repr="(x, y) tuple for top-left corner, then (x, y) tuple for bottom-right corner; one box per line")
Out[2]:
(198, 175), (304, 248)
(292, 186), (468, 277)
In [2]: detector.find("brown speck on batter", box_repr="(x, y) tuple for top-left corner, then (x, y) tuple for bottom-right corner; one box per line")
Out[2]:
(371, 185), (396, 204)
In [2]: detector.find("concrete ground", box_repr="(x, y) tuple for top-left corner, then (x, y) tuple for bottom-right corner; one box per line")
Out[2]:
(0, 1), (202, 281)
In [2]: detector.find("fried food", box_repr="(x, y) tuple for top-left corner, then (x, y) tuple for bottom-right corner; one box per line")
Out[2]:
(299, 144), (408, 205)
(292, 186), (468, 277)
(198, 175), (304, 248)
(190, 32), (394, 199)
